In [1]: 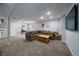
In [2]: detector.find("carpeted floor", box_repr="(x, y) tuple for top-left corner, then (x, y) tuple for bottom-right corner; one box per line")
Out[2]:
(0, 37), (72, 56)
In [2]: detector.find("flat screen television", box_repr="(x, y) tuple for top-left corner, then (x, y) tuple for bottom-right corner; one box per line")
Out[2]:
(65, 4), (78, 31)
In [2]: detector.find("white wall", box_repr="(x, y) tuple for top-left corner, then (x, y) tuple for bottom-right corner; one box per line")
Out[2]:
(10, 20), (22, 36)
(10, 18), (63, 37)
(65, 4), (79, 56)
(31, 20), (61, 32)
(66, 30), (79, 56)
(10, 18), (37, 36)
(30, 23), (42, 31)
(31, 19), (62, 33)
(43, 20), (60, 32)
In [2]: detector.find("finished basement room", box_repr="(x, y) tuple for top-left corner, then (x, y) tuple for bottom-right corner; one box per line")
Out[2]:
(0, 3), (79, 56)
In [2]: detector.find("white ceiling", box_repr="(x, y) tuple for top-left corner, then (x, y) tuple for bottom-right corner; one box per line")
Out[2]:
(0, 3), (73, 21)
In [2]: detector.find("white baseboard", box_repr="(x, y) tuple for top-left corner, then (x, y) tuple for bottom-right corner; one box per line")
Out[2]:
(65, 41), (74, 56)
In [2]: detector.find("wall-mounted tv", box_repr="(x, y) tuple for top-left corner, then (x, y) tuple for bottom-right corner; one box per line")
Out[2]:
(65, 4), (78, 31)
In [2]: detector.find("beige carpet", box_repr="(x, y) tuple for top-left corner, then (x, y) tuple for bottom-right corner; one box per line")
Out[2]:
(0, 37), (72, 56)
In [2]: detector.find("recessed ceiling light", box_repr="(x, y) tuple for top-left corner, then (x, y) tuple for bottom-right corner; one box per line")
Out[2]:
(40, 16), (44, 19)
(46, 11), (51, 15)
(50, 16), (53, 19)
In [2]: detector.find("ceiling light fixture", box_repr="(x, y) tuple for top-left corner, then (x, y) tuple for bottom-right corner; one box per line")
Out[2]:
(40, 16), (44, 20)
(46, 11), (51, 15)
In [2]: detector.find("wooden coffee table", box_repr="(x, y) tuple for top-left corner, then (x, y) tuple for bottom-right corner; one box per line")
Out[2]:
(36, 34), (51, 43)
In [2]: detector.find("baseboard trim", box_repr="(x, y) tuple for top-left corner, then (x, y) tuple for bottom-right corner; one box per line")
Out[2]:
(65, 41), (74, 56)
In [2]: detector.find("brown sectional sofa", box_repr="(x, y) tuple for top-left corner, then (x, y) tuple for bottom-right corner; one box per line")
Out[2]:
(25, 30), (61, 43)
